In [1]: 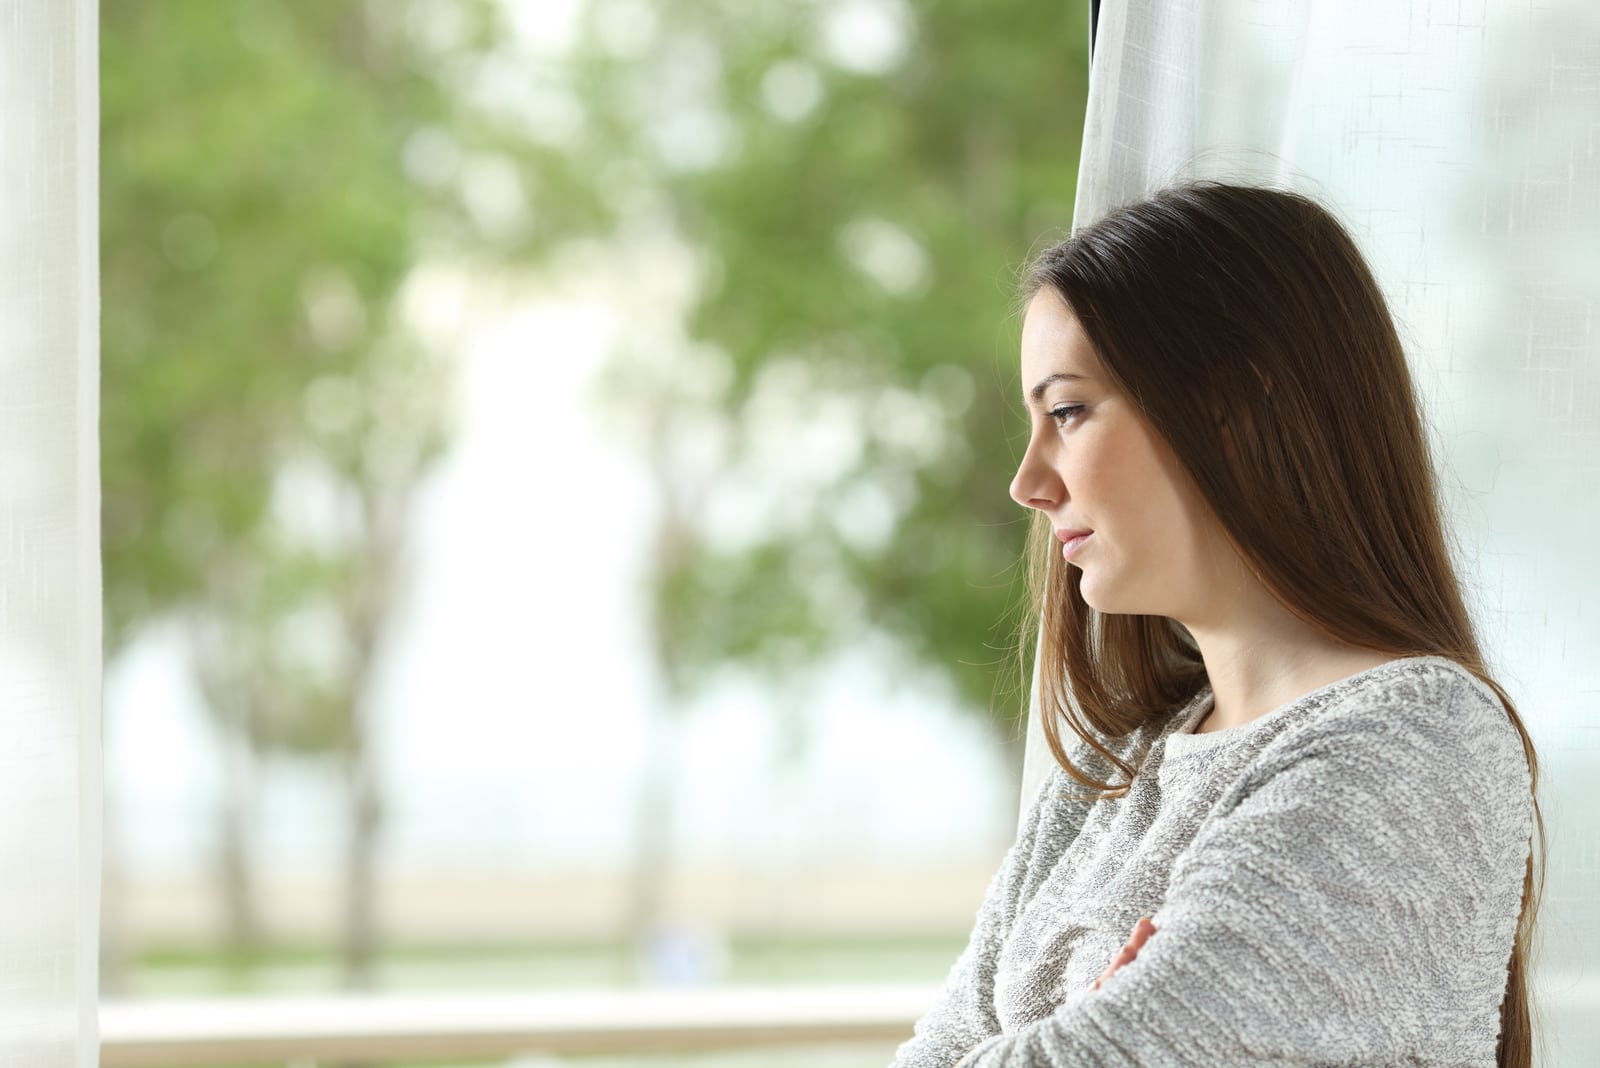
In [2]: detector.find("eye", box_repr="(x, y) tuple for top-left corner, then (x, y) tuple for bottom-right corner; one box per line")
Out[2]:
(1048, 404), (1086, 427)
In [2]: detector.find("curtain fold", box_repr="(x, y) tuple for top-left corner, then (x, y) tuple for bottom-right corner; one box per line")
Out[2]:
(0, 1), (102, 1065)
(1022, 1), (1599, 1058)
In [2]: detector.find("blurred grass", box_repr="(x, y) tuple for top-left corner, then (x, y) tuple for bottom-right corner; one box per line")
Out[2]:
(116, 933), (966, 997)
(156, 1049), (903, 1068)
(110, 937), (949, 1067)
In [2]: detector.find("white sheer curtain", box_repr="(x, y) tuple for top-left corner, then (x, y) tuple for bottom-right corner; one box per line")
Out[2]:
(1020, 1), (1599, 1063)
(0, 1), (101, 1066)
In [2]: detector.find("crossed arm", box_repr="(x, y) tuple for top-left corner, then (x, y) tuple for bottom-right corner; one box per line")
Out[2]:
(893, 701), (1530, 1068)
(952, 918), (1156, 1068)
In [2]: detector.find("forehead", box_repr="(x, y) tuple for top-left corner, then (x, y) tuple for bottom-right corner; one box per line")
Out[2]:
(1020, 288), (1100, 385)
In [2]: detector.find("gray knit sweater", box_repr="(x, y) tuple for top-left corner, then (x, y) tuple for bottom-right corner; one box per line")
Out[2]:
(890, 655), (1532, 1067)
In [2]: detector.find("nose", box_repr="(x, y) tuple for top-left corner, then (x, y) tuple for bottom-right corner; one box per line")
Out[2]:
(1009, 436), (1063, 511)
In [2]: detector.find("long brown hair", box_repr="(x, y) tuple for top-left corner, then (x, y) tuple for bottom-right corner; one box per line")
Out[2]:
(1013, 182), (1544, 1067)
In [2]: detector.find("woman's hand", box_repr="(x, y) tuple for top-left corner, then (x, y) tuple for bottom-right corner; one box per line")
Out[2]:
(1090, 916), (1157, 992)
(953, 918), (1158, 1066)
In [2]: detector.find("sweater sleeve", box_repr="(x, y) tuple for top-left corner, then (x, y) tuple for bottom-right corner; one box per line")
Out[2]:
(962, 679), (1532, 1068)
(889, 765), (1083, 1068)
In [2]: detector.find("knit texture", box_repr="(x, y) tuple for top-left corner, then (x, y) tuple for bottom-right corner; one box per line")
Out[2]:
(889, 656), (1532, 1067)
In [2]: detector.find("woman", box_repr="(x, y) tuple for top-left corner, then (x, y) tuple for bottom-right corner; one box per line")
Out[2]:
(892, 184), (1544, 1068)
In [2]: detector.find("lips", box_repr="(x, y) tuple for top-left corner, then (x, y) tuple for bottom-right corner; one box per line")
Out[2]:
(1055, 528), (1093, 562)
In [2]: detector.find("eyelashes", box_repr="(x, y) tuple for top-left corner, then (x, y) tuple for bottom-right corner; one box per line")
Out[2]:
(1049, 404), (1086, 427)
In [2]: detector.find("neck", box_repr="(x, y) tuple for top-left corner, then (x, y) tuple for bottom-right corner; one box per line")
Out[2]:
(1179, 586), (1395, 733)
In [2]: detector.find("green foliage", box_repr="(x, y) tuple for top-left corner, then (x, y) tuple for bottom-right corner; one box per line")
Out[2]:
(101, 0), (1090, 754)
(541, 0), (1091, 731)
(99, 1), (483, 655)
(99, 0), (519, 976)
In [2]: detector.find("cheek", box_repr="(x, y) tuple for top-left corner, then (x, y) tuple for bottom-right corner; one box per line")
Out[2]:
(1107, 437), (1199, 551)
(1143, 458), (1216, 560)
(1069, 433), (1124, 508)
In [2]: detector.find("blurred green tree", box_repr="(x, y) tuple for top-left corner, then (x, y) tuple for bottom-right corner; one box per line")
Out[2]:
(102, 0), (1090, 988)
(502, 0), (1091, 964)
(100, 0), (489, 987)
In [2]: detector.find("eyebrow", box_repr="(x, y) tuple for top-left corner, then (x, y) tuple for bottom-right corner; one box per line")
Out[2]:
(1028, 372), (1092, 403)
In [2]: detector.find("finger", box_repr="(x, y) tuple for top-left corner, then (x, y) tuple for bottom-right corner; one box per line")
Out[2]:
(1104, 928), (1151, 976)
(1097, 919), (1159, 990)
(1100, 948), (1135, 982)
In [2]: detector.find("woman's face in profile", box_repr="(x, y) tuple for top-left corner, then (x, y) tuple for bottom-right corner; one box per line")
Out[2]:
(1010, 288), (1236, 625)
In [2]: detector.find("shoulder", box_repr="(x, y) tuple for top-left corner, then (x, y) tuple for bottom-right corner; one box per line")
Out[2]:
(1312, 656), (1519, 753)
(1253, 655), (1530, 806)
(1329, 655), (1501, 719)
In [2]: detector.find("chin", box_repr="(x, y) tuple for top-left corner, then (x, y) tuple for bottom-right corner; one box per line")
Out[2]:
(1076, 576), (1115, 613)
(1077, 576), (1159, 617)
